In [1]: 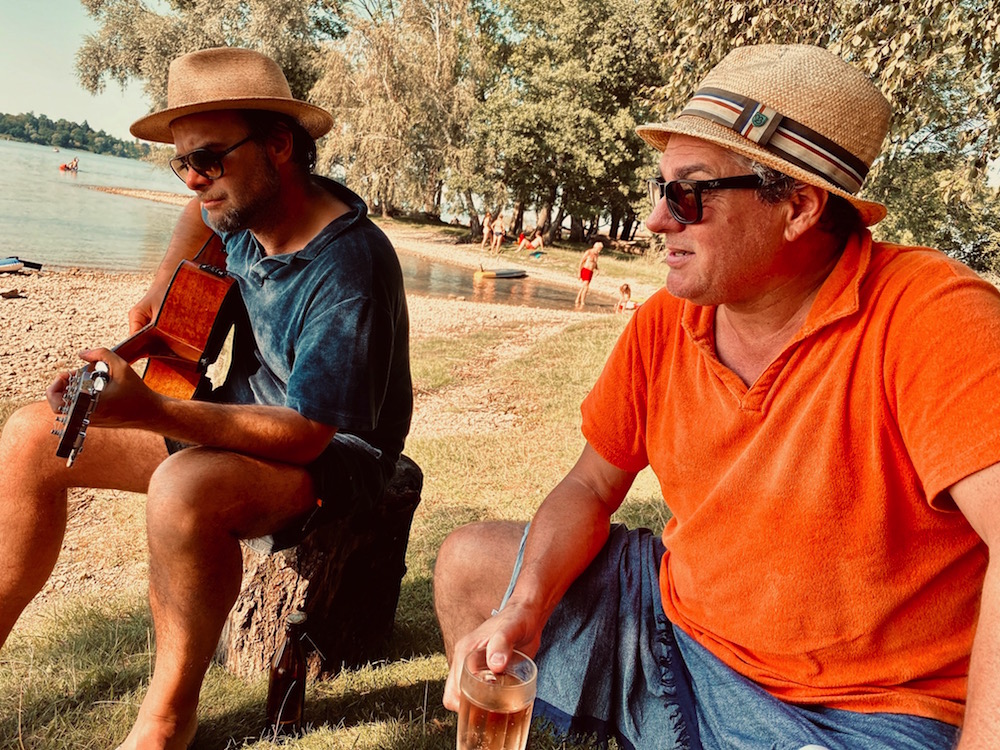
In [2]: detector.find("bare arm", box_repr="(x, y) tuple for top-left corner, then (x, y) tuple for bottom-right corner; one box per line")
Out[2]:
(129, 198), (215, 333)
(442, 443), (637, 710)
(51, 348), (335, 465)
(951, 461), (1000, 749)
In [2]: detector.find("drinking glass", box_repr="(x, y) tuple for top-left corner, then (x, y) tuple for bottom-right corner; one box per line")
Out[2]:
(457, 647), (537, 750)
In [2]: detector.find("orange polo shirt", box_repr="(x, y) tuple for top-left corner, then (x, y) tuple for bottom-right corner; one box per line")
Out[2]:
(581, 230), (1000, 726)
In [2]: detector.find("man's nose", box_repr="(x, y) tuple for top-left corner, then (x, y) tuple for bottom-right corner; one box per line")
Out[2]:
(645, 197), (683, 235)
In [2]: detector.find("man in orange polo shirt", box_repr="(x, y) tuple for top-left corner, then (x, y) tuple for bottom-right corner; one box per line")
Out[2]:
(434, 44), (1000, 750)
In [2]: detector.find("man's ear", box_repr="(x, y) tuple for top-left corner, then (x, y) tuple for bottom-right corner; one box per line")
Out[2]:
(784, 183), (828, 242)
(264, 123), (295, 166)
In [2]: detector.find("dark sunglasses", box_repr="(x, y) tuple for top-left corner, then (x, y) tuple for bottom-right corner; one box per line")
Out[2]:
(647, 174), (763, 224)
(169, 135), (254, 181)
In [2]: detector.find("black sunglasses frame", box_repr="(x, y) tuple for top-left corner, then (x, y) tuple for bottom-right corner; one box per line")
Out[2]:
(170, 135), (255, 181)
(647, 174), (764, 224)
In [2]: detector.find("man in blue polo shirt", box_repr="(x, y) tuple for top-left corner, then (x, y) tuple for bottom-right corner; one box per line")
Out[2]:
(0, 47), (411, 750)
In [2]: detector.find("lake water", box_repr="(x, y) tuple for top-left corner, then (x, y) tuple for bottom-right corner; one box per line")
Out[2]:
(0, 139), (608, 310)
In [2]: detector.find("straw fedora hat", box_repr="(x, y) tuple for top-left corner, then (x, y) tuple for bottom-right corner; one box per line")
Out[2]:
(130, 47), (334, 143)
(637, 44), (892, 225)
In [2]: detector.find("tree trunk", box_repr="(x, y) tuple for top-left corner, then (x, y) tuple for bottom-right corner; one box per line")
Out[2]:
(511, 201), (525, 237)
(536, 200), (552, 234)
(465, 189), (481, 240)
(544, 204), (565, 245)
(609, 207), (622, 241)
(623, 207), (638, 243)
(569, 215), (585, 243)
(214, 456), (423, 680)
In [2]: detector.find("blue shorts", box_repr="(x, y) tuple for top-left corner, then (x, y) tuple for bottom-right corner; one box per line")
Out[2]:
(501, 524), (959, 750)
(165, 431), (389, 553)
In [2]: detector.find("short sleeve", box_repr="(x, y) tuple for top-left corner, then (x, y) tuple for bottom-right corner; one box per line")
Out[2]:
(883, 260), (1000, 507)
(581, 309), (652, 473)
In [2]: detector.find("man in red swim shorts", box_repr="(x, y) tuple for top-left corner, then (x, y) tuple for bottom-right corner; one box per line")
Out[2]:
(575, 241), (602, 307)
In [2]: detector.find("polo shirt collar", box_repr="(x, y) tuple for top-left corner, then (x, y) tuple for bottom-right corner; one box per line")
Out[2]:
(245, 176), (369, 273)
(681, 228), (873, 348)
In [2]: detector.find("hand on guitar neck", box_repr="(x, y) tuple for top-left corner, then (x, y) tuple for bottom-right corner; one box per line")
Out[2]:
(50, 250), (239, 467)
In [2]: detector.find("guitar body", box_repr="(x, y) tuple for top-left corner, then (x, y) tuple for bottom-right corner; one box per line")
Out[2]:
(116, 259), (238, 399)
(53, 235), (240, 464)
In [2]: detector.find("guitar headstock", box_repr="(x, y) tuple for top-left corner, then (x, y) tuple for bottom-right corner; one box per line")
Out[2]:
(52, 362), (110, 468)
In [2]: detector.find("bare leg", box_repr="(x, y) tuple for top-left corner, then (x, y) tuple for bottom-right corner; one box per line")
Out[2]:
(433, 520), (526, 661)
(0, 402), (164, 647)
(117, 447), (317, 750)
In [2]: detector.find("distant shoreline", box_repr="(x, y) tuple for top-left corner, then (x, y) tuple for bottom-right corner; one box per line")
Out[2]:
(87, 186), (190, 207)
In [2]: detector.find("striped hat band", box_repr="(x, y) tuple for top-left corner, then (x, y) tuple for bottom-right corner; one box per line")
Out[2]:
(680, 86), (869, 195)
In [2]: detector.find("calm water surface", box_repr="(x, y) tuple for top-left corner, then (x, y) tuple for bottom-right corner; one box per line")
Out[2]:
(0, 140), (607, 310)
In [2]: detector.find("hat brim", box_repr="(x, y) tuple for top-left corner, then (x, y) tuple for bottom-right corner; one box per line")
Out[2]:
(130, 97), (335, 143)
(637, 117), (886, 226)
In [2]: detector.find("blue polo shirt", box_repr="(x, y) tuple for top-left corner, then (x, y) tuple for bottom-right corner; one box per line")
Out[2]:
(213, 177), (411, 471)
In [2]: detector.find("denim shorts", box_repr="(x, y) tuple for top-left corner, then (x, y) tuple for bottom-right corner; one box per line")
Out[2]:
(501, 524), (959, 750)
(165, 432), (389, 554)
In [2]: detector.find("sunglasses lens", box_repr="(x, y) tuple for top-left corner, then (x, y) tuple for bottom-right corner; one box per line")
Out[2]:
(169, 157), (188, 180)
(648, 179), (663, 210)
(186, 151), (223, 179)
(666, 182), (699, 224)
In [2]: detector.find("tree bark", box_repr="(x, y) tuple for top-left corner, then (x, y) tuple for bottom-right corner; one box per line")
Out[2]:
(214, 456), (423, 681)
(465, 189), (481, 239)
(544, 204), (565, 245)
(511, 200), (525, 237)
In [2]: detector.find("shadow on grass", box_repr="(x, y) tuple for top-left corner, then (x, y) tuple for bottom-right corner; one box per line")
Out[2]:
(0, 604), (153, 745)
(198, 676), (454, 748)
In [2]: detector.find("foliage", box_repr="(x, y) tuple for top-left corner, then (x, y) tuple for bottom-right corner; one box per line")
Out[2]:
(470, 0), (672, 242)
(0, 111), (155, 159)
(311, 0), (482, 217)
(650, 0), (1000, 268)
(75, 0), (347, 113)
(75, 0), (1000, 262)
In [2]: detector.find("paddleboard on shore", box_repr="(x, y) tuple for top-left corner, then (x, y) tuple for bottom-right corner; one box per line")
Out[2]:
(474, 267), (527, 280)
(1, 257), (42, 273)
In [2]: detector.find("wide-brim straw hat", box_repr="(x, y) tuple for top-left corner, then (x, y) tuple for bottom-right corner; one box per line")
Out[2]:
(637, 44), (891, 225)
(130, 47), (334, 144)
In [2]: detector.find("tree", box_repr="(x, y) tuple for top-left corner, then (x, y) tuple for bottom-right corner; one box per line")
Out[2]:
(76, 0), (347, 114)
(459, 0), (673, 244)
(310, 0), (484, 219)
(650, 0), (1000, 266)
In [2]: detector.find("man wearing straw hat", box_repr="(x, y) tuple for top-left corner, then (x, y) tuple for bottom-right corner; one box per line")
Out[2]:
(0, 47), (411, 748)
(435, 44), (1000, 749)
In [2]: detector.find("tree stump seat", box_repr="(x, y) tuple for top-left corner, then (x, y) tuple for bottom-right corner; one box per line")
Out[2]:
(214, 454), (423, 680)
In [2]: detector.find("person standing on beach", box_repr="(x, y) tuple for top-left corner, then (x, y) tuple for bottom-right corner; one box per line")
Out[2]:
(0, 47), (411, 750)
(481, 211), (493, 250)
(490, 212), (506, 254)
(574, 241), (602, 307)
(434, 44), (1000, 749)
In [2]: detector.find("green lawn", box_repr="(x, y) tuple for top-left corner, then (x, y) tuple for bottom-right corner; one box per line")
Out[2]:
(0, 311), (664, 749)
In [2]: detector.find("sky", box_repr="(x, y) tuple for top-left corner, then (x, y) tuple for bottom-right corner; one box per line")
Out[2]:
(0, 0), (151, 141)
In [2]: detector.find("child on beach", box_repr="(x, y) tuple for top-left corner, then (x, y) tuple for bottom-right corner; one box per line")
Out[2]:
(616, 283), (640, 313)
(616, 283), (631, 313)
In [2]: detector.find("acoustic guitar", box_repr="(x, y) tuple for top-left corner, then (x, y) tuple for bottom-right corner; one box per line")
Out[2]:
(53, 235), (239, 466)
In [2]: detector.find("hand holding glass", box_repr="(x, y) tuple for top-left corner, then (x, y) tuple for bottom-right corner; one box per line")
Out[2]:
(457, 647), (537, 750)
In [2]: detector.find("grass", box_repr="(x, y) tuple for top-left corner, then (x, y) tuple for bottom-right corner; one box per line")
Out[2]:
(0, 302), (666, 748)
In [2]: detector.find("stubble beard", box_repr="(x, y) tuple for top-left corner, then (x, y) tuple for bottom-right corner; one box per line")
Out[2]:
(206, 161), (282, 235)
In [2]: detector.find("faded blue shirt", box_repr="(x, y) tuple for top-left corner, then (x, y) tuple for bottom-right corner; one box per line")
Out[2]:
(213, 177), (411, 471)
